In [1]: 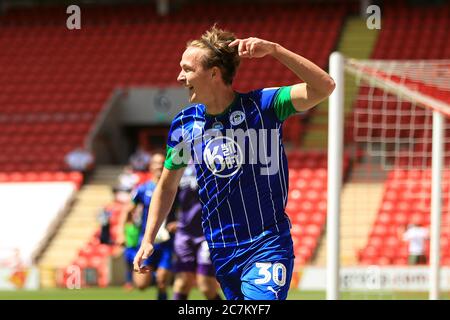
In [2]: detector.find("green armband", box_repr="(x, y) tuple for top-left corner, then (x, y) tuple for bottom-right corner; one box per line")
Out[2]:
(273, 86), (297, 121)
(164, 146), (188, 170)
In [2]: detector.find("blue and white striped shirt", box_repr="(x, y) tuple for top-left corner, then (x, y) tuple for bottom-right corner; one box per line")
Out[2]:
(165, 87), (298, 248)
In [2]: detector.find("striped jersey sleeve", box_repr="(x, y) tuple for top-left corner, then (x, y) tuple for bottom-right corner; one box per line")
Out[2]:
(164, 110), (190, 170)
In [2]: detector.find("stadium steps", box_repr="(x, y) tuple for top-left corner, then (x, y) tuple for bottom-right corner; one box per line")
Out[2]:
(302, 16), (379, 150)
(37, 166), (122, 288)
(312, 182), (384, 266)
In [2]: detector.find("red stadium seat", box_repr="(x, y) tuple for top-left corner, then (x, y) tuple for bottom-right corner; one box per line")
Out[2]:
(359, 165), (450, 265)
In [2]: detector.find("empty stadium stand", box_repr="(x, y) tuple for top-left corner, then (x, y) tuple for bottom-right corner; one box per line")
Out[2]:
(38, 166), (121, 288)
(346, 2), (450, 144)
(344, 2), (450, 266)
(0, 3), (346, 174)
(286, 151), (351, 268)
(372, 3), (450, 60)
(359, 170), (450, 266)
(59, 201), (123, 288)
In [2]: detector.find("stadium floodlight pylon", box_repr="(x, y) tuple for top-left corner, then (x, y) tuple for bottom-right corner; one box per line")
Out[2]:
(328, 52), (450, 300)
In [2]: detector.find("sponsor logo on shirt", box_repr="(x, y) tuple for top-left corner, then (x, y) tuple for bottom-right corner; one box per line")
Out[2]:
(203, 136), (243, 178)
(212, 121), (224, 130)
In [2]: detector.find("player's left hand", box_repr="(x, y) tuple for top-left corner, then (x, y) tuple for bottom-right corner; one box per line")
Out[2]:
(229, 37), (277, 59)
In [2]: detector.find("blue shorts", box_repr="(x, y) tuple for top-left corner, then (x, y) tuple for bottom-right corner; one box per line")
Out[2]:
(210, 228), (295, 300)
(124, 239), (174, 271)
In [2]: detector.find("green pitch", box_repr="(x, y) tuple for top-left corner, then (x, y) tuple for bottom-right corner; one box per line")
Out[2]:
(0, 287), (448, 300)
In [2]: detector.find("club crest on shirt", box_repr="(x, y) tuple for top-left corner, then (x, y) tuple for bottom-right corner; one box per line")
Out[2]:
(230, 111), (245, 126)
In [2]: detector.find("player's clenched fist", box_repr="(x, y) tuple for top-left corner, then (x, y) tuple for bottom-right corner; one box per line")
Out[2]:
(133, 242), (154, 273)
(229, 37), (277, 59)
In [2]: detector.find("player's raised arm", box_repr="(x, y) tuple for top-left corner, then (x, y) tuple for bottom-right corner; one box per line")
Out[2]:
(229, 37), (335, 112)
(133, 167), (185, 272)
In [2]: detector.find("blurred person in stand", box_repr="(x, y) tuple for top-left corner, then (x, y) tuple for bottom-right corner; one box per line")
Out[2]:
(129, 148), (151, 172)
(117, 165), (140, 193)
(398, 216), (430, 265)
(64, 146), (95, 180)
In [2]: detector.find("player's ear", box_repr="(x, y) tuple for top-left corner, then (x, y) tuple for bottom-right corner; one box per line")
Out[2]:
(211, 66), (220, 79)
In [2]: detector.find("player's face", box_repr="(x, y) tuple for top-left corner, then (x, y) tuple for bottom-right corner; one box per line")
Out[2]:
(177, 46), (214, 104)
(149, 153), (164, 182)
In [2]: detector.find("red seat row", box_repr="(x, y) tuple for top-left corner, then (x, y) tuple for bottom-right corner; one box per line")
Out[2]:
(0, 3), (346, 176)
(360, 168), (450, 265)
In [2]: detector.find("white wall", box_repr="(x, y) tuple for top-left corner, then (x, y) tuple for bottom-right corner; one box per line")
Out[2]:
(0, 182), (76, 267)
(119, 87), (190, 125)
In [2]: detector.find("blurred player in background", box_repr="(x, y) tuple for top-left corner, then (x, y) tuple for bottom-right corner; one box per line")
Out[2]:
(172, 164), (222, 300)
(119, 151), (177, 299)
(121, 208), (140, 290)
(134, 25), (334, 300)
(116, 165), (140, 193)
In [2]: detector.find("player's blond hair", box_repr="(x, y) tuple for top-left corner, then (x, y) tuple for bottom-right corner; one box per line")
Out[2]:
(187, 24), (240, 85)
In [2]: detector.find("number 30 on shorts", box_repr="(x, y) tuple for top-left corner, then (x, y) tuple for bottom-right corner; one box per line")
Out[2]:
(254, 262), (287, 286)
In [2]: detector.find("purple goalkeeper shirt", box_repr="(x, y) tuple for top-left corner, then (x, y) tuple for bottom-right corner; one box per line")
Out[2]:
(176, 165), (204, 240)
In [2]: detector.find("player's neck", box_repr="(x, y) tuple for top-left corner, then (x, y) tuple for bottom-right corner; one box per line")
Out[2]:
(204, 87), (236, 116)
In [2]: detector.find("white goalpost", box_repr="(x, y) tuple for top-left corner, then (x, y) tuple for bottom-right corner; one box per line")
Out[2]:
(327, 52), (450, 300)
(327, 52), (344, 300)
